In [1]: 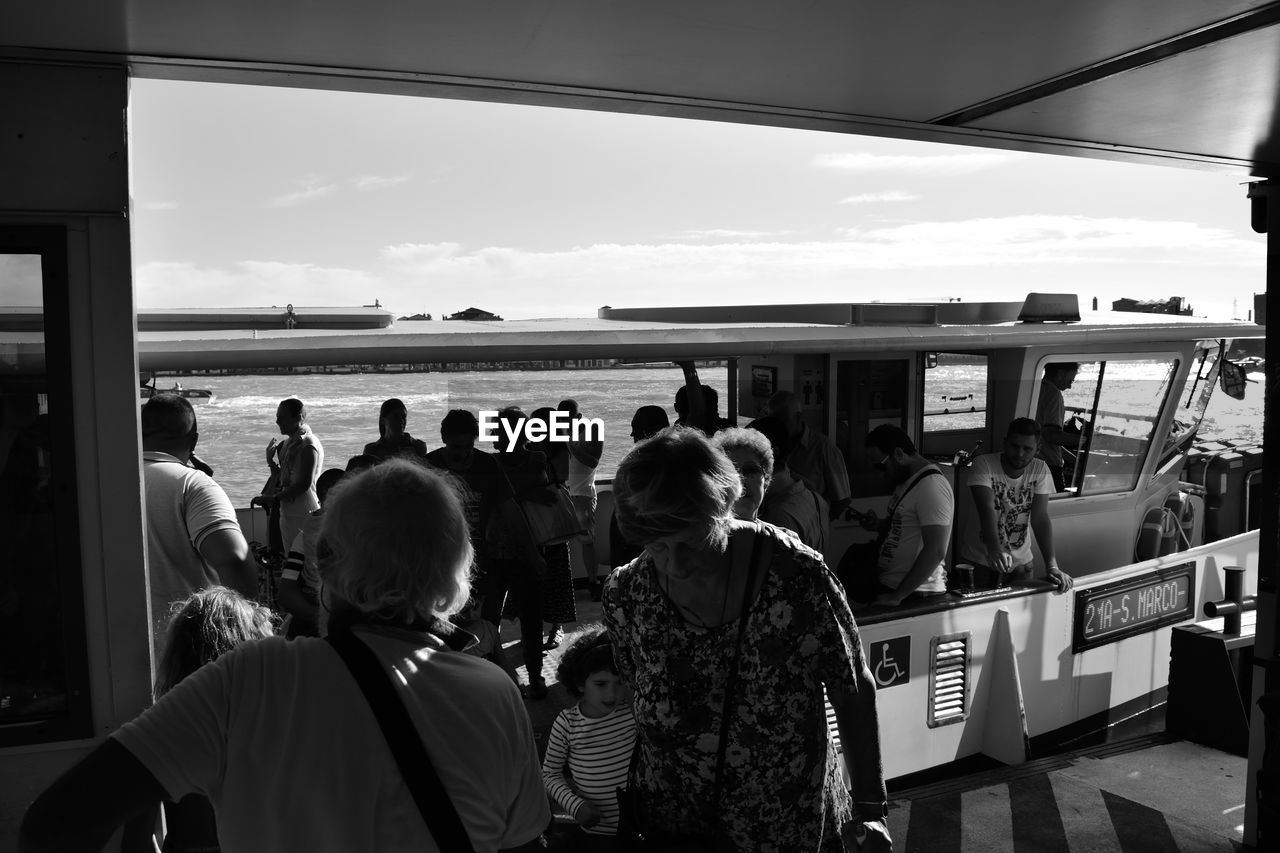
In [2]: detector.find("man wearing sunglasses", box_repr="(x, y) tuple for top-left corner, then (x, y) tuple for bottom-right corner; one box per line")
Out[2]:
(860, 425), (953, 607)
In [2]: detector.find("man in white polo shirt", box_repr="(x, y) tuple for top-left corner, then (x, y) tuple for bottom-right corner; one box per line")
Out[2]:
(141, 394), (258, 657)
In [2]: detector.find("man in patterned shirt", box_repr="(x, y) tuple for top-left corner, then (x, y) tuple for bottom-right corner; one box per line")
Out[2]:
(959, 418), (1073, 593)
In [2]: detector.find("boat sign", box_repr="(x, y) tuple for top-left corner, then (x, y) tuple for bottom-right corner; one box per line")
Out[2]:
(1072, 561), (1197, 653)
(871, 636), (911, 688)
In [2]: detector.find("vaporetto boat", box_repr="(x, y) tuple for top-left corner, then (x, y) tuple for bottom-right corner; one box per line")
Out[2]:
(141, 295), (1263, 780)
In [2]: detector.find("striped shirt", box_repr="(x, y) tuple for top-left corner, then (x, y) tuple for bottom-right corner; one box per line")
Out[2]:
(542, 704), (636, 836)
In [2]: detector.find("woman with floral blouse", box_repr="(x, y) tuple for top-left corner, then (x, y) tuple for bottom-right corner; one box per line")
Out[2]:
(602, 427), (891, 852)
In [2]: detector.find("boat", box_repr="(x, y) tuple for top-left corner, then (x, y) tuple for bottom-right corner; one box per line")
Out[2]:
(1237, 355), (1265, 373)
(138, 382), (216, 404)
(199, 293), (1262, 783)
(12, 294), (1267, 782)
(4, 2), (1280, 848)
(137, 374), (216, 404)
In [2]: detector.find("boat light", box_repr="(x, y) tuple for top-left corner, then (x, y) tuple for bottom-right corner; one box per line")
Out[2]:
(1018, 293), (1081, 323)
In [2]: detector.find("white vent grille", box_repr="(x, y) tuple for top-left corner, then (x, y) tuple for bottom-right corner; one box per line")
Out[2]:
(825, 687), (841, 752)
(928, 633), (970, 728)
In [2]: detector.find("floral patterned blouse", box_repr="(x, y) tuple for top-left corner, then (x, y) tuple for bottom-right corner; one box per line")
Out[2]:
(602, 521), (871, 852)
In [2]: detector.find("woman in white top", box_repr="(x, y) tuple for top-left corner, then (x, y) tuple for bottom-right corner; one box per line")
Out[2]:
(251, 397), (324, 549)
(20, 460), (550, 853)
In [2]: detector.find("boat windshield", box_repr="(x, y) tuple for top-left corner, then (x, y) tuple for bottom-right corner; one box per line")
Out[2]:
(1052, 356), (1178, 496)
(1156, 342), (1221, 475)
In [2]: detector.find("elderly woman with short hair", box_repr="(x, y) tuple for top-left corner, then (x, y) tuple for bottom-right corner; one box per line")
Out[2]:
(711, 427), (773, 522)
(21, 460), (550, 853)
(602, 427), (890, 852)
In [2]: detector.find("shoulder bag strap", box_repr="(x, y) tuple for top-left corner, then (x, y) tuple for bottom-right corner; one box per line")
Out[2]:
(873, 466), (944, 554)
(326, 629), (475, 852)
(709, 528), (767, 809)
(885, 467), (942, 525)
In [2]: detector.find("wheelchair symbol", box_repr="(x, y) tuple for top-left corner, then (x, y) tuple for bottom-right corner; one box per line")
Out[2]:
(874, 642), (907, 687)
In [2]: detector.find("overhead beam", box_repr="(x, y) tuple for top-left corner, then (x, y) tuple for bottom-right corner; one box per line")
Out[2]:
(932, 2), (1280, 128)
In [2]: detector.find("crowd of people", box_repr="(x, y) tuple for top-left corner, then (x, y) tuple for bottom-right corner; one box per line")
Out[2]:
(19, 368), (1084, 851)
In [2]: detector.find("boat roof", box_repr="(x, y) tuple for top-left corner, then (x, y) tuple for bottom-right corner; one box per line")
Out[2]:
(6, 2), (1280, 176)
(2, 300), (1261, 372)
(122, 309), (1261, 370)
(137, 306), (395, 331)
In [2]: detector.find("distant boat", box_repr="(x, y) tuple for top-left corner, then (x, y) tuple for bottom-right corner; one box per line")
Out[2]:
(139, 382), (216, 404)
(1237, 355), (1265, 373)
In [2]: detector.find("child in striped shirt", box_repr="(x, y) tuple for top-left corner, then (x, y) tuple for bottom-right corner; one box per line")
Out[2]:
(543, 625), (636, 849)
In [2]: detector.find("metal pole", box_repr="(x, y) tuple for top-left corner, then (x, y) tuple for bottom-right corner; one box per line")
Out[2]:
(1245, 178), (1278, 848)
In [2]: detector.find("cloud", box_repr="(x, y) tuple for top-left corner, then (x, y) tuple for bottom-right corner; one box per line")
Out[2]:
(815, 151), (1022, 174)
(0, 254), (43, 304)
(665, 228), (795, 241)
(135, 215), (1263, 320)
(838, 191), (918, 205)
(268, 175), (338, 208)
(138, 200), (180, 211)
(353, 174), (411, 191)
(373, 216), (1261, 316)
(833, 215), (1261, 263)
(135, 260), (380, 308)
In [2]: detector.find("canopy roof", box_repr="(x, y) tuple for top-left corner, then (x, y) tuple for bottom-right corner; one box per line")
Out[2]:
(6, 1), (1280, 175)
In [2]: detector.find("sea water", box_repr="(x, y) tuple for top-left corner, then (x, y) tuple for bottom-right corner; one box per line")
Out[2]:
(170, 365), (1262, 509)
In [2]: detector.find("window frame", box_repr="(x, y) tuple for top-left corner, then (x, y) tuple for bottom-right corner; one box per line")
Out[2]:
(0, 224), (93, 747)
(1032, 351), (1181, 499)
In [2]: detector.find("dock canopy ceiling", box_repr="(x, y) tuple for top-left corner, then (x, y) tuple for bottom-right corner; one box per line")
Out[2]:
(6, 1), (1280, 176)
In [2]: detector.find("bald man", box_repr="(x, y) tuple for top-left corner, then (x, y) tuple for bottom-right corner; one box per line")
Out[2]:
(141, 394), (258, 658)
(767, 390), (851, 520)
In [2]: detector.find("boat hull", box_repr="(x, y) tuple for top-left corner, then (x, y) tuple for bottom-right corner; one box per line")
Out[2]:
(856, 531), (1258, 779)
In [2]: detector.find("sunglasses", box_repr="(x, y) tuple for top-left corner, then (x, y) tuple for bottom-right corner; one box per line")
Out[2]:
(874, 453), (891, 472)
(735, 463), (767, 480)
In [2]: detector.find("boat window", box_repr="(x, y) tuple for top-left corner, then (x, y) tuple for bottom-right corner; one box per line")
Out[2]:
(0, 231), (92, 746)
(921, 353), (987, 458)
(1154, 343), (1220, 477)
(1046, 357), (1177, 497)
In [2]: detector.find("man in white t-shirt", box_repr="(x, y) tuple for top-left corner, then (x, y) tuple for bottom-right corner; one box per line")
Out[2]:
(140, 394), (259, 659)
(863, 425), (953, 606)
(960, 418), (1073, 593)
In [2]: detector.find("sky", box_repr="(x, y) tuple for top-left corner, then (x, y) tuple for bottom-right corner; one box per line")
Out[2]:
(125, 78), (1268, 322)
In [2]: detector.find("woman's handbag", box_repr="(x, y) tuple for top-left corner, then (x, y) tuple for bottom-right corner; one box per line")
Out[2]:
(616, 759), (718, 852)
(498, 453), (588, 547)
(520, 484), (588, 546)
(614, 532), (767, 852)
